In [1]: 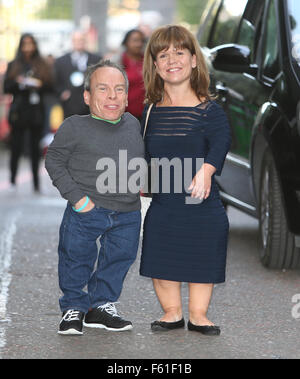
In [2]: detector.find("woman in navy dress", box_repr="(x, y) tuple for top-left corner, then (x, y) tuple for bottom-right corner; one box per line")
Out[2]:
(140, 25), (231, 335)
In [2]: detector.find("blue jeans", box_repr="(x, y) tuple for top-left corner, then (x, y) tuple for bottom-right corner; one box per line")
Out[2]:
(58, 203), (141, 313)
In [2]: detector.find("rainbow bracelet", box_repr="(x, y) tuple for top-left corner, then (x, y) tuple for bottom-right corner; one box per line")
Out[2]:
(72, 196), (89, 212)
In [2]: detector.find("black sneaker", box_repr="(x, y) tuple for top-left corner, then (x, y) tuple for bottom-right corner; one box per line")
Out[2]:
(58, 309), (84, 335)
(84, 303), (133, 331)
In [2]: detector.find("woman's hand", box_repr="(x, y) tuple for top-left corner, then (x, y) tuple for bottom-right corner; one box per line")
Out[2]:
(74, 196), (95, 213)
(188, 163), (216, 200)
(17, 76), (42, 88)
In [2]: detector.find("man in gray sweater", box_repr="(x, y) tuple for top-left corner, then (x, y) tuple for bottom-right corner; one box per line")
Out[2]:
(45, 60), (145, 335)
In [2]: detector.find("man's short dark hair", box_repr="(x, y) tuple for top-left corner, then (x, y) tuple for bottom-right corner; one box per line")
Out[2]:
(84, 60), (129, 93)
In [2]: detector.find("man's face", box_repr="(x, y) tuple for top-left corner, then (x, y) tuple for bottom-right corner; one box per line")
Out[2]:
(72, 32), (86, 52)
(84, 67), (128, 121)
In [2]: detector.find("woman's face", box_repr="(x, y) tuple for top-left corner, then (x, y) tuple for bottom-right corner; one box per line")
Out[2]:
(21, 36), (36, 58)
(154, 43), (196, 86)
(125, 31), (144, 56)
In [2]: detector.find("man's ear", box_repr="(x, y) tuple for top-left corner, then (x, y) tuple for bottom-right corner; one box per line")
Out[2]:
(83, 90), (90, 106)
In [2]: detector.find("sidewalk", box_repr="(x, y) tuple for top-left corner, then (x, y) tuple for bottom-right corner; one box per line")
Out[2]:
(0, 148), (37, 192)
(1, 147), (300, 359)
(0, 144), (8, 169)
(0, 147), (9, 186)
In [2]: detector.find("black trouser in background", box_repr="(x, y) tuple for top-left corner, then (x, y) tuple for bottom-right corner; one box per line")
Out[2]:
(9, 121), (42, 191)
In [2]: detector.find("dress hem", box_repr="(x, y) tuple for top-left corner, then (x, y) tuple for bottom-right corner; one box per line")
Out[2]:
(139, 270), (225, 284)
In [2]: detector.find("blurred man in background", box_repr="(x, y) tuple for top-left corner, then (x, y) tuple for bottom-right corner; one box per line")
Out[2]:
(54, 30), (101, 119)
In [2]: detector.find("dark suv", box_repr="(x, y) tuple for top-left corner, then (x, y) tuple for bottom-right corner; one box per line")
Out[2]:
(198, 0), (300, 269)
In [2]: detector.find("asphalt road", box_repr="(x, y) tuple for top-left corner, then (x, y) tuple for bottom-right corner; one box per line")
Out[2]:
(0, 150), (300, 360)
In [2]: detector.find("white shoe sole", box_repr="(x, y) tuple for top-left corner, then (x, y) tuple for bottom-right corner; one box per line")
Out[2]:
(58, 328), (83, 335)
(83, 322), (133, 332)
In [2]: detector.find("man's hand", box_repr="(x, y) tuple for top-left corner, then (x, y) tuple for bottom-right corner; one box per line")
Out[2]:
(60, 90), (71, 102)
(74, 196), (95, 212)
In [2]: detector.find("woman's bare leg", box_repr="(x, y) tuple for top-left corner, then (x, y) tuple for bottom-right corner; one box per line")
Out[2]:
(152, 279), (183, 322)
(188, 283), (214, 325)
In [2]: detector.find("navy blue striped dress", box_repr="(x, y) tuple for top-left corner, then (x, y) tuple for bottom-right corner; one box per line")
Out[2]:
(139, 100), (232, 283)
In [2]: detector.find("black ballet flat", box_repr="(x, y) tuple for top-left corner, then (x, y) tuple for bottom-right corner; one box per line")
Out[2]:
(151, 318), (185, 331)
(187, 321), (221, 336)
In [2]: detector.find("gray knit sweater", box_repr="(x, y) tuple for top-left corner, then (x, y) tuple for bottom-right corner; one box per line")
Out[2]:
(45, 113), (145, 212)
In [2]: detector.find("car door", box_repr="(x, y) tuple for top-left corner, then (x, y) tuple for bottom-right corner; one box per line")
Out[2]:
(211, 0), (269, 210)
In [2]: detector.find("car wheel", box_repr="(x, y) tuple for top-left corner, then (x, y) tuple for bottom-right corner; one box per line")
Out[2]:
(259, 149), (300, 269)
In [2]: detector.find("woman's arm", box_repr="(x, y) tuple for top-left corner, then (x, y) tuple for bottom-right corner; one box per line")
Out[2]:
(3, 62), (20, 95)
(189, 102), (232, 200)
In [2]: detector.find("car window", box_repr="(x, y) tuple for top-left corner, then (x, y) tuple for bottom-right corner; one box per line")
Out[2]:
(237, 19), (255, 49)
(198, 0), (221, 47)
(261, 0), (279, 79)
(288, 0), (300, 65)
(235, 0), (265, 62)
(209, 0), (247, 48)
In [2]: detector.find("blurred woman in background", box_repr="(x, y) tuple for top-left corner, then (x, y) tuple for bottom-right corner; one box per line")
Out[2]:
(4, 33), (53, 192)
(120, 29), (146, 120)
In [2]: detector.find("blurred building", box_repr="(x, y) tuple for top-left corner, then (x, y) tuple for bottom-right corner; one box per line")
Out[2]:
(106, 0), (175, 52)
(0, 0), (177, 61)
(73, 0), (108, 55)
(22, 20), (75, 58)
(139, 0), (175, 25)
(0, 0), (46, 60)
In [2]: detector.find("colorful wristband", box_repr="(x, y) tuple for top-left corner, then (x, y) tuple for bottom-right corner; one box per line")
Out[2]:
(72, 196), (89, 212)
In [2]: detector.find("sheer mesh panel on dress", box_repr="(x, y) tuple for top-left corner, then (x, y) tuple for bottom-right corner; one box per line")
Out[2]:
(146, 101), (213, 137)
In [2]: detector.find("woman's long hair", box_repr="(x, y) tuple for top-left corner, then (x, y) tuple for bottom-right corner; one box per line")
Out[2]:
(7, 33), (52, 84)
(16, 33), (40, 61)
(143, 25), (212, 104)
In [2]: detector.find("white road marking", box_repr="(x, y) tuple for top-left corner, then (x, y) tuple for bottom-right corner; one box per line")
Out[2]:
(0, 212), (20, 356)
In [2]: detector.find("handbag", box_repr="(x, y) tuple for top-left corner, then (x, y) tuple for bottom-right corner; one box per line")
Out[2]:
(141, 103), (154, 197)
(143, 103), (154, 139)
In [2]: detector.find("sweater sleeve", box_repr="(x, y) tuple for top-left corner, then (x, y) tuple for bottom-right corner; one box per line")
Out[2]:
(45, 118), (85, 205)
(204, 102), (232, 176)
